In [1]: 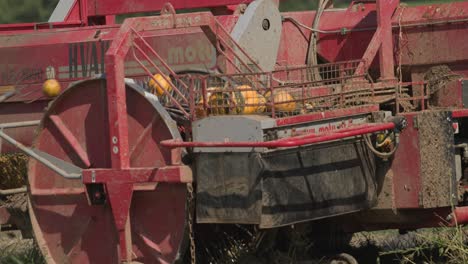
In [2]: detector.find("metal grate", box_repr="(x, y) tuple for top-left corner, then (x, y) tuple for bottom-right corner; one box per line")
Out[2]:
(188, 60), (372, 119)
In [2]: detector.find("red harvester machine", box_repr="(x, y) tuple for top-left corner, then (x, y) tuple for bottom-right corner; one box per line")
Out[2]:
(1, 0), (468, 262)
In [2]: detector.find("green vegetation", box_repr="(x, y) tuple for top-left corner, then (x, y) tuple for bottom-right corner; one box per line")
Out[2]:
(0, 239), (44, 264)
(0, 0), (58, 24)
(353, 227), (468, 264)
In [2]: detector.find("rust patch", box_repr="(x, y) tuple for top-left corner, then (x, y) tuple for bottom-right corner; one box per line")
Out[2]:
(375, 168), (394, 209)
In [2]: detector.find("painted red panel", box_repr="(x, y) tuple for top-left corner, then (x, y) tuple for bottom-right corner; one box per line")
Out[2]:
(391, 113), (422, 209)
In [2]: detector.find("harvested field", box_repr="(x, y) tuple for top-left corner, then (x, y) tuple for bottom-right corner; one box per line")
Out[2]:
(0, 159), (466, 264)
(0, 231), (42, 264)
(184, 224), (468, 264)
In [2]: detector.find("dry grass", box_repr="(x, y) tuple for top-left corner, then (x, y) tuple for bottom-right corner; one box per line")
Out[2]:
(0, 154), (27, 190)
(349, 226), (468, 264)
(395, 226), (468, 264)
(0, 232), (43, 264)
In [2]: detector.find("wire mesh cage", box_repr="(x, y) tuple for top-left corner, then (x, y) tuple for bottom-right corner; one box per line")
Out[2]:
(185, 60), (371, 119)
(118, 12), (433, 123)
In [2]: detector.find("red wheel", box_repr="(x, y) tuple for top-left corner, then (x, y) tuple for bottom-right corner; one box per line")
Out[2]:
(28, 79), (187, 263)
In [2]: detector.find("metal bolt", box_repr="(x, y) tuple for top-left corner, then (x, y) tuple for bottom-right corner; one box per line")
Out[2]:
(112, 136), (118, 144)
(446, 214), (453, 222)
(113, 146), (119, 154)
(262, 19), (270, 31)
(91, 171), (96, 183)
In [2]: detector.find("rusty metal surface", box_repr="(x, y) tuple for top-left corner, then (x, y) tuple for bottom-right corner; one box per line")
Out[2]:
(418, 111), (456, 208)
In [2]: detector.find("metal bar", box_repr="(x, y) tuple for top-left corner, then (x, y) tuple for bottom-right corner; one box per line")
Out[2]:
(356, 0), (399, 78)
(269, 72), (275, 118)
(0, 120), (40, 129)
(81, 166), (193, 184)
(216, 29), (257, 74)
(395, 84), (400, 114)
(0, 91), (15, 103)
(0, 21), (82, 32)
(89, 0), (253, 16)
(276, 105), (378, 126)
(275, 123), (379, 142)
(0, 187), (27, 196)
(201, 78), (209, 119)
(29, 185), (163, 196)
(355, 27), (383, 76)
(216, 41), (249, 77)
(215, 20), (263, 72)
(131, 45), (190, 117)
(132, 30), (186, 88)
(189, 77), (196, 121)
(105, 21), (133, 170)
(161, 122), (396, 149)
(31, 187), (85, 196)
(284, 16), (468, 34)
(132, 41), (190, 105)
(104, 18), (138, 261)
(452, 109), (468, 118)
(377, 0), (399, 80)
(448, 206), (468, 226)
(0, 130), (81, 179)
(49, 0), (78, 22)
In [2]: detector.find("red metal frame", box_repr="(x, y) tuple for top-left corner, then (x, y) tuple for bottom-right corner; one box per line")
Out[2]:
(449, 207), (468, 226)
(276, 105), (379, 127)
(161, 122), (395, 149)
(355, 0), (398, 80)
(102, 11), (255, 260)
(0, 0), (256, 29)
(88, 0), (254, 16)
(81, 166), (192, 185)
(452, 109), (468, 119)
(0, 21), (83, 32)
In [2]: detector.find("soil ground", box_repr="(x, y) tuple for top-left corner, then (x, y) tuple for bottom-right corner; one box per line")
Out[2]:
(0, 195), (466, 263)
